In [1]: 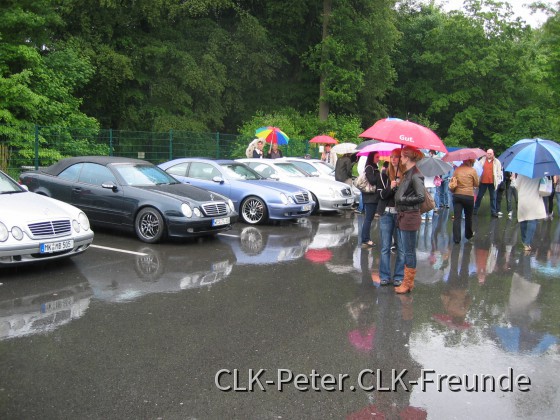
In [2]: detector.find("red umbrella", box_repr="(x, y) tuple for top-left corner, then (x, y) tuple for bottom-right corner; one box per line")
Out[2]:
(442, 147), (486, 162)
(305, 248), (333, 263)
(309, 135), (338, 144)
(359, 117), (447, 153)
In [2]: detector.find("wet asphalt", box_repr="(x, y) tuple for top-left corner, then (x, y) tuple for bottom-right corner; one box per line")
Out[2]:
(1, 204), (559, 419)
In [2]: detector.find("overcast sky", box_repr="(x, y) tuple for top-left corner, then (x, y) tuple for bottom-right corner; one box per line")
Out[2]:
(434, 0), (555, 27)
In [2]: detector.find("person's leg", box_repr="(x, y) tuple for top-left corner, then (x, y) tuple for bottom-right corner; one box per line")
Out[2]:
(505, 184), (512, 213)
(452, 195), (463, 243)
(360, 202), (375, 244)
(474, 183), (488, 213)
(393, 221), (405, 285)
(379, 213), (393, 283)
(520, 220), (528, 245)
(426, 187), (435, 220)
(525, 220), (538, 246)
(464, 196), (475, 239)
(434, 185), (441, 208)
(489, 184), (498, 215)
(395, 229), (417, 294)
(496, 186), (504, 214)
(356, 192), (364, 213)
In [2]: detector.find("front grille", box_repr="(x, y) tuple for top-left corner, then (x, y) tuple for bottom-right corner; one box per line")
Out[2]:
(341, 188), (352, 197)
(28, 220), (71, 238)
(293, 192), (310, 204)
(201, 202), (228, 217)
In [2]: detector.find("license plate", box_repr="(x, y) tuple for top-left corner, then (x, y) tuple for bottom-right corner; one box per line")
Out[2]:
(301, 204), (312, 211)
(212, 217), (230, 227)
(41, 297), (74, 314)
(40, 239), (74, 254)
(346, 198), (354, 204)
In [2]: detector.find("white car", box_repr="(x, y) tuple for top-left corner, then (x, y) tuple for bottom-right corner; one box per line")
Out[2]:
(0, 170), (94, 265)
(238, 158), (355, 213)
(284, 157), (361, 204)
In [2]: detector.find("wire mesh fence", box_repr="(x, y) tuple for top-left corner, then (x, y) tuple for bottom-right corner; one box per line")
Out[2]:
(1, 125), (318, 179)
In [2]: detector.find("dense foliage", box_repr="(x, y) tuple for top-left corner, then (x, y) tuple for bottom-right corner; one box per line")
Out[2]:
(1, 0), (559, 169)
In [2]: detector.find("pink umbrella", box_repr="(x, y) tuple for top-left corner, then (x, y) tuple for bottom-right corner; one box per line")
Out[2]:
(356, 142), (400, 156)
(442, 147), (486, 162)
(309, 135), (338, 144)
(359, 117), (447, 153)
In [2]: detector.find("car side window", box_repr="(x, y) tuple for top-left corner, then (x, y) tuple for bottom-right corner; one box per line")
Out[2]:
(58, 163), (83, 182)
(188, 163), (218, 180)
(77, 163), (117, 186)
(166, 163), (188, 177)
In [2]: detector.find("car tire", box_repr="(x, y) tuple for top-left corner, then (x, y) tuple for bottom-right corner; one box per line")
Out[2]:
(240, 196), (267, 225)
(135, 207), (166, 243)
(311, 193), (320, 215)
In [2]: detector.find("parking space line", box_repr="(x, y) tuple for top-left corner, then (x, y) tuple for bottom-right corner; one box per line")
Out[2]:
(218, 233), (240, 238)
(90, 245), (148, 256)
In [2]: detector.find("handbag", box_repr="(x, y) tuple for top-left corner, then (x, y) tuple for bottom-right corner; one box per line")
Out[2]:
(448, 176), (458, 191)
(434, 176), (442, 187)
(353, 167), (376, 193)
(539, 177), (553, 197)
(420, 186), (436, 214)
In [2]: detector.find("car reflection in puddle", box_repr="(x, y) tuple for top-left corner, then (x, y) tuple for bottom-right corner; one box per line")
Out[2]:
(218, 223), (313, 265)
(80, 244), (235, 302)
(0, 264), (92, 340)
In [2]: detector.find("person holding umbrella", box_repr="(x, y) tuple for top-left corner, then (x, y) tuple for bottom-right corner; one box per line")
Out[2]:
(394, 146), (426, 294)
(450, 159), (479, 244)
(516, 174), (547, 251)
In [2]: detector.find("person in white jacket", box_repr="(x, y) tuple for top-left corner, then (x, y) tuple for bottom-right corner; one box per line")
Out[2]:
(516, 174), (547, 251)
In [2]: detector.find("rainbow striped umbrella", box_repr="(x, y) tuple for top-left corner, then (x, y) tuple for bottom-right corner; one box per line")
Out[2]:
(255, 126), (289, 145)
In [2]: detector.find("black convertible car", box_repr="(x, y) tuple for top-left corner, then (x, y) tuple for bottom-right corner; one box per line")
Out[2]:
(20, 157), (238, 243)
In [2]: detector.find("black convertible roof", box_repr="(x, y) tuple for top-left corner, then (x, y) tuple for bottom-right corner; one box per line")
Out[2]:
(42, 156), (151, 176)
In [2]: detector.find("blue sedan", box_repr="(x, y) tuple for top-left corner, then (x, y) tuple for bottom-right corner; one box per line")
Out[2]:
(159, 158), (315, 224)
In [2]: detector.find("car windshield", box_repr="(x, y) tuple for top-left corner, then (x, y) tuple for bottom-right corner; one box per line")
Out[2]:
(274, 162), (307, 177)
(220, 163), (262, 180)
(113, 164), (180, 186)
(0, 171), (24, 194)
(309, 161), (335, 176)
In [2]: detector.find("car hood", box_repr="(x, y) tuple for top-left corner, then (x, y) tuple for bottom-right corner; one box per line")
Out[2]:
(1, 192), (80, 224)
(136, 184), (228, 202)
(243, 179), (307, 194)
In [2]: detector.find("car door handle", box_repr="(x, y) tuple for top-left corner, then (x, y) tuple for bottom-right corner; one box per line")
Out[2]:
(73, 187), (82, 192)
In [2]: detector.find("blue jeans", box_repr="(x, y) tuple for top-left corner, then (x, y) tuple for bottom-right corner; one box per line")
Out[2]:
(474, 183), (497, 215)
(361, 202), (378, 243)
(399, 229), (418, 268)
(357, 193), (364, 212)
(379, 212), (405, 282)
(425, 187), (436, 218)
(439, 179), (450, 207)
(520, 220), (537, 246)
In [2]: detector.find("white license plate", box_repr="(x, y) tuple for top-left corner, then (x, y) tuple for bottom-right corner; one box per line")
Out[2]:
(212, 217), (230, 227)
(301, 204), (312, 211)
(346, 198), (354, 204)
(40, 239), (74, 254)
(41, 297), (74, 314)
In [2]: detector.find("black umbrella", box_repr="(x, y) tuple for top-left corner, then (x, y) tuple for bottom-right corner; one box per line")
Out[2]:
(355, 139), (382, 151)
(417, 156), (453, 177)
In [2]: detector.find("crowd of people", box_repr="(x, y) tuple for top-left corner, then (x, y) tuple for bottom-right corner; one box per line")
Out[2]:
(247, 139), (554, 293)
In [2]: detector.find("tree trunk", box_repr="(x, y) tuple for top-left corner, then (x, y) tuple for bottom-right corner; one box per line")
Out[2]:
(319, 0), (332, 121)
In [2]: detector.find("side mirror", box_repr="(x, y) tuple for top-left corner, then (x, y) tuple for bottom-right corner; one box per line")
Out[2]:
(212, 176), (225, 184)
(20, 184), (29, 191)
(102, 182), (119, 192)
(269, 174), (280, 180)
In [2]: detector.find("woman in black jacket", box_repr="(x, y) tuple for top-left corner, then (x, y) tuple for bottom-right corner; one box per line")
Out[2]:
(394, 146), (425, 293)
(360, 152), (381, 247)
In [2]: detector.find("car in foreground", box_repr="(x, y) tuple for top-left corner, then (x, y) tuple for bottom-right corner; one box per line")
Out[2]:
(237, 158), (354, 213)
(19, 157), (238, 243)
(158, 158), (315, 225)
(284, 157), (360, 203)
(0, 170), (93, 265)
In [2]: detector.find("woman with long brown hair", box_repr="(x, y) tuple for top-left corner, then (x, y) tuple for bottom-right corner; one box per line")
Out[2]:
(394, 146), (425, 294)
(377, 149), (406, 286)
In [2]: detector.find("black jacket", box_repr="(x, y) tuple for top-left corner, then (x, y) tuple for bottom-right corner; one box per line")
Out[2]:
(363, 165), (382, 204)
(395, 166), (425, 212)
(377, 171), (395, 214)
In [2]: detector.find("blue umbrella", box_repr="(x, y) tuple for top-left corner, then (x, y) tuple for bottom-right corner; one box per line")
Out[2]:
(498, 138), (560, 178)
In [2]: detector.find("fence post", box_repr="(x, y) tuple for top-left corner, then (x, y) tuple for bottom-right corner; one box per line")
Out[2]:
(216, 132), (219, 158)
(169, 129), (173, 160)
(34, 125), (39, 170)
(109, 128), (113, 156)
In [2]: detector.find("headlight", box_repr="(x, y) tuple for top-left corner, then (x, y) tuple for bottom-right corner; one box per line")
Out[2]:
(11, 226), (23, 241)
(193, 208), (202, 217)
(0, 222), (8, 242)
(73, 220), (81, 233)
(181, 203), (193, 218)
(78, 212), (90, 231)
(228, 199), (235, 212)
(280, 193), (288, 205)
(328, 187), (337, 197)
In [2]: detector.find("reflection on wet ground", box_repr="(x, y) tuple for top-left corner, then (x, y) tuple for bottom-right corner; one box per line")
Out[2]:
(1, 207), (559, 418)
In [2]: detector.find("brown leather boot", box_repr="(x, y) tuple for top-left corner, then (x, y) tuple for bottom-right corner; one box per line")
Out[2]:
(395, 266), (416, 294)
